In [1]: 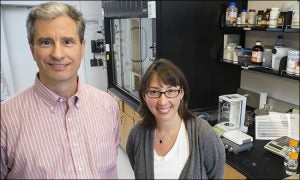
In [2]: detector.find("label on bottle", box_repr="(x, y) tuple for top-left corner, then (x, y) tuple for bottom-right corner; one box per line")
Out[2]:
(226, 10), (237, 25)
(252, 51), (263, 63)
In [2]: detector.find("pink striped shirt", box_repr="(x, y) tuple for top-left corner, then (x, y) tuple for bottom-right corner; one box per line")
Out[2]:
(1, 76), (119, 179)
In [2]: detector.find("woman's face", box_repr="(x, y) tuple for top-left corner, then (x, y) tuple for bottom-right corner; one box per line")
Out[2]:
(143, 73), (184, 123)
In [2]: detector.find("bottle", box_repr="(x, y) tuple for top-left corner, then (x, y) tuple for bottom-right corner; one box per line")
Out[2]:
(277, 12), (285, 28)
(285, 152), (299, 175)
(233, 45), (242, 64)
(261, 13), (268, 27)
(274, 35), (285, 47)
(262, 48), (272, 67)
(240, 9), (247, 26)
(225, 2), (238, 26)
(269, 7), (280, 28)
(256, 10), (264, 26)
(284, 139), (299, 167)
(237, 16), (242, 27)
(265, 8), (271, 25)
(251, 41), (264, 65)
(248, 9), (257, 26)
(224, 43), (236, 62)
(286, 49), (300, 75)
(265, 8), (271, 20)
(291, 10), (300, 29)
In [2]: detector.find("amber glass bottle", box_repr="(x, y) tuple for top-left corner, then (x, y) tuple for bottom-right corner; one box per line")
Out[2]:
(251, 41), (264, 65)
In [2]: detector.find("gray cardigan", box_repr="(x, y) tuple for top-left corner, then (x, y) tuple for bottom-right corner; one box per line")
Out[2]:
(126, 117), (226, 179)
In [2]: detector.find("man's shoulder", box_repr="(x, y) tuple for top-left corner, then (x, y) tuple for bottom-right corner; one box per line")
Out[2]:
(1, 87), (33, 108)
(81, 84), (112, 98)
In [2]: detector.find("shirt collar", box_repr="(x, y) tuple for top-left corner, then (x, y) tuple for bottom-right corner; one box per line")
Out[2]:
(33, 74), (81, 109)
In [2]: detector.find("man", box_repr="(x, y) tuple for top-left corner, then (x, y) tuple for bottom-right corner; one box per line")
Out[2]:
(1, 2), (119, 179)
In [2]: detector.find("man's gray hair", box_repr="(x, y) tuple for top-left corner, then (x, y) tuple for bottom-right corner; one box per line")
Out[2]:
(26, 1), (85, 44)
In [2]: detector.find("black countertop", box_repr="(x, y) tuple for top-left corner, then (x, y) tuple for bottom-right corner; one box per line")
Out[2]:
(225, 125), (299, 179)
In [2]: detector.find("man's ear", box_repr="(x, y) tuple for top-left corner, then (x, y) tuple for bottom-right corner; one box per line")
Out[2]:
(81, 39), (86, 54)
(30, 44), (36, 61)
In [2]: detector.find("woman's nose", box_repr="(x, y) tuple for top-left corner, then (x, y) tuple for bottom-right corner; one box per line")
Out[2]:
(157, 93), (168, 104)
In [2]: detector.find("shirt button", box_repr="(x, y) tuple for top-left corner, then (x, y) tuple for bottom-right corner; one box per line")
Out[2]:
(50, 107), (55, 112)
(59, 98), (64, 102)
(67, 117), (72, 121)
(73, 142), (78, 147)
(78, 167), (83, 171)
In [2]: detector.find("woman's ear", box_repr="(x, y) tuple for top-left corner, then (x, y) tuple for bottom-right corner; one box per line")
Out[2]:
(180, 89), (184, 100)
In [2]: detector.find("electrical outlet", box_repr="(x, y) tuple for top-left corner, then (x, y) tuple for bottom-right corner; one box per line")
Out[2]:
(90, 59), (98, 67)
(98, 59), (103, 66)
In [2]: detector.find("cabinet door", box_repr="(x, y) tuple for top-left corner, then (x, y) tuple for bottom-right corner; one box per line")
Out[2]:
(120, 113), (135, 149)
(223, 163), (246, 179)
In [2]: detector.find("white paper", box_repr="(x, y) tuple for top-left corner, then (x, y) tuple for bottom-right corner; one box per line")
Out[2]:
(255, 114), (289, 140)
(147, 1), (156, 18)
(255, 112), (299, 140)
(289, 113), (299, 140)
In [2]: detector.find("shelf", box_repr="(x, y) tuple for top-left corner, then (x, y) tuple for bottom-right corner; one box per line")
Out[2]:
(248, 66), (300, 80)
(222, 25), (300, 33)
(220, 61), (300, 81)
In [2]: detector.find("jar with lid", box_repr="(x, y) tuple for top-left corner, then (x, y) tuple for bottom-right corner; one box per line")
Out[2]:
(269, 7), (280, 28)
(223, 43), (236, 62)
(256, 10), (264, 26)
(240, 9), (247, 26)
(225, 2), (238, 26)
(291, 10), (300, 29)
(286, 49), (300, 75)
(233, 46), (242, 64)
(248, 9), (256, 26)
(251, 41), (264, 65)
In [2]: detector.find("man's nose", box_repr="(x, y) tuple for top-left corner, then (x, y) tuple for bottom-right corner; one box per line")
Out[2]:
(51, 44), (64, 60)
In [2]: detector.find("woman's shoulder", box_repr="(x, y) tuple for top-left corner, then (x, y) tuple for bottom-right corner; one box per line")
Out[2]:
(187, 117), (212, 129)
(129, 123), (146, 137)
(186, 117), (217, 138)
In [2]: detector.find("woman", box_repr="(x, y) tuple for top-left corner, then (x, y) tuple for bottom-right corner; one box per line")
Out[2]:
(126, 58), (225, 179)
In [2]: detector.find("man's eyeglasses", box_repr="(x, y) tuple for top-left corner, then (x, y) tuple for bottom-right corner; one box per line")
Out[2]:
(145, 89), (181, 98)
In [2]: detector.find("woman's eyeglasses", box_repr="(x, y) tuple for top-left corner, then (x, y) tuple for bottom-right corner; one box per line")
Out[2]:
(145, 89), (181, 98)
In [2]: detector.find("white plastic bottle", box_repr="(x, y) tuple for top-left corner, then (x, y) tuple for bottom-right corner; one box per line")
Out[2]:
(225, 2), (238, 26)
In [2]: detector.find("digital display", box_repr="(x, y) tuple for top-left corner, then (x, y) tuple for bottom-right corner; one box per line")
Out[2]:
(268, 142), (283, 150)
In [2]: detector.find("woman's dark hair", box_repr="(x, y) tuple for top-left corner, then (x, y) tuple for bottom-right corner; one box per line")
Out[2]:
(138, 58), (195, 129)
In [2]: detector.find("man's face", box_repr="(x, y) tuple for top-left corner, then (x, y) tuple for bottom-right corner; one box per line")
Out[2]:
(30, 15), (85, 86)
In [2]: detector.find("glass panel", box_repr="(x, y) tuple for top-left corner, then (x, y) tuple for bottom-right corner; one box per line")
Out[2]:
(111, 18), (156, 99)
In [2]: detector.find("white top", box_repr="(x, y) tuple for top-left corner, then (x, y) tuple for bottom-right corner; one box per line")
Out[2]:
(154, 121), (189, 179)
